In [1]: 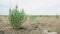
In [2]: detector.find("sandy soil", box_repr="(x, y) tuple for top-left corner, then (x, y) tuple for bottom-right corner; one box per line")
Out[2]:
(0, 16), (60, 34)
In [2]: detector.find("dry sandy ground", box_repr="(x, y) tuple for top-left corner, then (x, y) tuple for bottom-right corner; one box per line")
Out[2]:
(0, 15), (60, 34)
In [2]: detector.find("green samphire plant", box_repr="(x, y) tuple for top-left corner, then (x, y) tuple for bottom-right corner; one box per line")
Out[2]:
(9, 5), (26, 30)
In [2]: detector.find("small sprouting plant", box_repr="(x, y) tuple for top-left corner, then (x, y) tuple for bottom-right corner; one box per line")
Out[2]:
(9, 5), (26, 30)
(0, 17), (2, 22)
(30, 16), (37, 20)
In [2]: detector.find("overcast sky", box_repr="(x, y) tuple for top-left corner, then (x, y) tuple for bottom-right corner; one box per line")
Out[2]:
(0, 0), (60, 15)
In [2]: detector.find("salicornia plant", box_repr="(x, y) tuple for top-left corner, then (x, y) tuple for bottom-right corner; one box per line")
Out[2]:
(9, 5), (26, 30)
